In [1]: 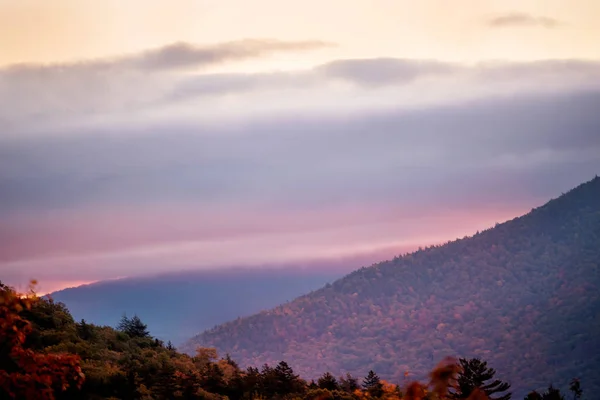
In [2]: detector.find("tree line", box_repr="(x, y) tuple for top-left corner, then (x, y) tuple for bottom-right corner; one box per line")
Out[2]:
(0, 281), (585, 399)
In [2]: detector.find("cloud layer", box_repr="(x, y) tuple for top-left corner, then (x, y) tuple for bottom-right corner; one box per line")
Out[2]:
(1, 41), (600, 289)
(488, 12), (562, 28)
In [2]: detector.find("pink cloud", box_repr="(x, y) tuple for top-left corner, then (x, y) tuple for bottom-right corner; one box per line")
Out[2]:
(1, 200), (530, 291)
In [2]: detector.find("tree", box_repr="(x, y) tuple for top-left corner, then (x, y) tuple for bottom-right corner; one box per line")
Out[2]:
(201, 363), (226, 395)
(339, 373), (360, 393)
(0, 281), (84, 399)
(117, 314), (130, 332)
(224, 353), (239, 369)
(363, 370), (384, 398)
(569, 378), (582, 400)
(116, 314), (150, 338)
(318, 372), (339, 391)
(451, 358), (511, 400)
(194, 347), (219, 369)
(273, 361), (305, 396)
(128, 315), (150, 338)
(77, 318), (94, 340)
(540, 384), (565, 400)
(429, 356), (461, 399)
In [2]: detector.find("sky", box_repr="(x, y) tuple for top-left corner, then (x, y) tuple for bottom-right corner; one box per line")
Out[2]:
(1, 0), (600, 293)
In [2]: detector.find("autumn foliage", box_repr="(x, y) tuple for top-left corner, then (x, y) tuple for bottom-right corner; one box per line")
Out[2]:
(188, 177), (600, 395)
(0, 281), (84, 399)
(0, 278), (584, 399)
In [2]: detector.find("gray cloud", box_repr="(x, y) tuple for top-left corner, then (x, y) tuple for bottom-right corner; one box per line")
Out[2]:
(316, 58), (459, 86)
(1, 55), (599, 139)
(1, 89), (599, 214)
(3, 39), (333, 74)
(164, 71), (317, 102)
(160, 58), (600, 115)
(488, 12), (562, 28)
(1, 60), (599, 279)
(2, 53), (600, 212)
(0, 39), (333, 131)
(130, 39), (334, 71)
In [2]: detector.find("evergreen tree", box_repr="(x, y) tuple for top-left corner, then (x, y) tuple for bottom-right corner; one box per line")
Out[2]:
(339, 373), (360, 393)
(318, 372), (339, 391)
(451, 358), (511, 400)
(225, 353), (239, 369)
(540, 384), (565, 400)
(77, 318), (93, 340)
(152, 360), (177, 399)
(117, 314), (130, 332)
(128, 315), (150, 338)
(202, 363), (226, 395)
(243, 366), (262, 398)
(273, 361), (304, 396)
(569, 378), (582, 400)
(363, 370), (384, 398)
(259, 361), (305, 398)
(117, 314), (150, 338)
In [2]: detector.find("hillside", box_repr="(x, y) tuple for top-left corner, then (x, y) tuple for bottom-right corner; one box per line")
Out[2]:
(186, 176), (600, 397)
(50, 267), (347, 344)
(2, 280), (563, 399)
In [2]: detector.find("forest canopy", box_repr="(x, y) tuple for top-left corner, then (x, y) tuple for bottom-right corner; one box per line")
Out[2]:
(0, 279), (586, 399)
(187, 177), (600, 397)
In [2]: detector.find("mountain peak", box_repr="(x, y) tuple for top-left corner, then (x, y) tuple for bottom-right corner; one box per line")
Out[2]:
(185, 176), (600, 398)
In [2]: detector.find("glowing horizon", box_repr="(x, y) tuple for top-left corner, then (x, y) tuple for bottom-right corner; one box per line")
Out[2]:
(1, 0), (600, 292)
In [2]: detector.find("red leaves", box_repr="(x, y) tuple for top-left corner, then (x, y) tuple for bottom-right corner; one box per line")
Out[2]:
(0, 283), (85, 399)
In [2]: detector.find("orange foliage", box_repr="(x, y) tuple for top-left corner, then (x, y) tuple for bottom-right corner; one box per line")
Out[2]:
(403, 381), (426, 400)
(380, 379), (401, 399)
(0, 281), (84, 399)
(429, 356), (460, 398)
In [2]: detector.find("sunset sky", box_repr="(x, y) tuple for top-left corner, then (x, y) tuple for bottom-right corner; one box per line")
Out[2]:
(1, 0), (600, 293)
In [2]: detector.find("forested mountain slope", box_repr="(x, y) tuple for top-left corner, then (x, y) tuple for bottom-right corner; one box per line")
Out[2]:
(51, 267), (346, 344)
(2, 280), (565, 399)
(186, 176), (600, 397)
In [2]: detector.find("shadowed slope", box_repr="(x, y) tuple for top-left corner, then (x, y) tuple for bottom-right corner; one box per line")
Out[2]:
(50, 266), (349, 344)
(186, 176), (600, 397)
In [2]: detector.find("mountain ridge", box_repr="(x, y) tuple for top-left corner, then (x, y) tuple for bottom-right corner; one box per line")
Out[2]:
(50, 266), (349, 344)
(185, 176), (600, 398)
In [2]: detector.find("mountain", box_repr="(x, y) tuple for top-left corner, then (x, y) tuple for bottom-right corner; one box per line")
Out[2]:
(50, 266), (350, 344)
(185, 176), (600, 397)
(2, 279), (551, 400)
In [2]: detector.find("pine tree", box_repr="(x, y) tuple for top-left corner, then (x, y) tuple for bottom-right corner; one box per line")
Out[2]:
(117, 314), (130, 332)
(339, 373), (360, 393)
(541, 384), (565, 400)
(451, 358), (511, 400)
(77, 319), (93, 340)
(128, 315), (150, 338)
(116, 314), (150, 338)
(569, 378), (582, 400)
(244, 366), (262, 397)
(317, 372), (339, 391)
(202, 363), (226, 395)
(257, 361), (304, 397)
(225, 353), (239, 369)
(363, 370), (384, 398)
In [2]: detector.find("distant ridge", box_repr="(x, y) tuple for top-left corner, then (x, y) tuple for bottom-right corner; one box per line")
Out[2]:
(185, 176), (600, 397)
(50, 265), (353, 344)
